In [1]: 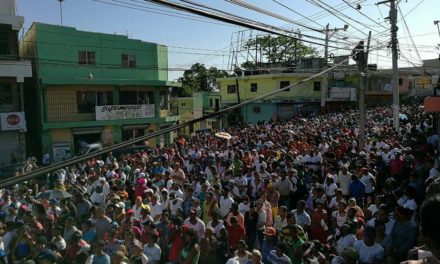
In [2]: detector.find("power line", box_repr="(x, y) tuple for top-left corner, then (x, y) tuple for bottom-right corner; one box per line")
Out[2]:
(341, 0), (389, 30)
(271, 0), (324, 28)
(304, 0), (369, 35)
(144, 0), (355, 51)
(91, 0), (238, 27)
(397, 4), (423, 64)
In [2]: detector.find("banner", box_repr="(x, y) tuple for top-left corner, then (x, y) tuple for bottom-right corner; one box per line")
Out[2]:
(95, 105), (155, 121)
(0, 112), (26, 131)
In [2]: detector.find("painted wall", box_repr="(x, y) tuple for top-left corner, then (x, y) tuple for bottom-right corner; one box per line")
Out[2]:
(218, 73), (322, 104)
(20, 23), (168, 85)
(242, 103), (277, 123)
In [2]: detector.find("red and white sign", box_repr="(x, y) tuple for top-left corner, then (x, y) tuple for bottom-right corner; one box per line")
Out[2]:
(0, 112), (26, 131)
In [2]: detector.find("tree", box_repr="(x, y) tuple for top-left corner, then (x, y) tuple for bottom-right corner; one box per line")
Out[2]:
(241, 35), (318, 69)
(176, 63), (230, 97)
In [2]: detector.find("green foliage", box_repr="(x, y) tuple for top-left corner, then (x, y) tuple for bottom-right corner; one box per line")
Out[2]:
(241, 35), (318, 69)
(176, 63), (230, 97)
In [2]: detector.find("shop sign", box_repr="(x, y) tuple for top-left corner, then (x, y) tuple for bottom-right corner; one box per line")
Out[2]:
(0, 112), (26, 131)
(96, 104), (155, 121)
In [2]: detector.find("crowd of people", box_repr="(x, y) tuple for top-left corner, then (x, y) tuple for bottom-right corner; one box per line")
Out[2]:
(0, 103), (439, 264)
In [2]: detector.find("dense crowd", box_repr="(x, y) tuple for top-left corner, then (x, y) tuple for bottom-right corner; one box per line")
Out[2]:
(0, 103), (440, 264)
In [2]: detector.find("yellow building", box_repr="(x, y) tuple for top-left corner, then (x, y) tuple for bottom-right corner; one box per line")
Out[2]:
(218, 72), (323, 124)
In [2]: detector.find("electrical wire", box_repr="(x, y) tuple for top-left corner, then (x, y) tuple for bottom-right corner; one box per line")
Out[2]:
(341, 0), (388, 30)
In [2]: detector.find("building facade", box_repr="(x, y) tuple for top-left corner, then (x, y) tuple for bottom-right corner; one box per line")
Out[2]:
(170, 91), (222, 135)
(20, 23), (178, 163)
(0, 0), (32, 167)
(218, 72), (324, 124)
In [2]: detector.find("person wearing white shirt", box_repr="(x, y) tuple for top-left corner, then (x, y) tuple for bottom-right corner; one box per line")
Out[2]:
(353, 226), (384, 264)
(337, 166), (352, 197)
(169, 194), (184, 217)
(360, 169), (376, 195)
(148, 194), (163, 223)
(184, 209), (206, 241)
(336, 224), (357, 256)
(366, 205), (395, 236)
(219, 189), (235, 218)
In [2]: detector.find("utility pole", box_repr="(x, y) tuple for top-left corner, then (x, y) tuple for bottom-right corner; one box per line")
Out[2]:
(378, 0), (399, 130)
(58, 0), (65, 26)
(354, 32), (372, 151)
(322, 24), (349, 113)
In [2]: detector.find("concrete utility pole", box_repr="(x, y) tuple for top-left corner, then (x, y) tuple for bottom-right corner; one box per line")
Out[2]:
(58, 0), (65, 26)
(322, 24), (348, 113)
(356, 32), (372, 151)
(378, 0), (399, 130)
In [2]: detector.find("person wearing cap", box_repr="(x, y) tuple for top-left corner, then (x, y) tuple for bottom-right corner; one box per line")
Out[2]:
(183, 208), (206, 241)
(353, 225), (384, 264)
(261, 226), (277, 263)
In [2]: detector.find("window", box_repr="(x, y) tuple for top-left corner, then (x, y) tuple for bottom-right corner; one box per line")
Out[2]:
(120, 91), (137, 105)
(399, 78), (403, 85)
(250, 83), (258, 92)
(96, 92), (113, 106)
(77, 91), (96, 113)
(253, 106), (261, 113)
(122, 54), (136, 68)
(181, 103), (186, 107)
(313, 81), (321, 91)
(0, 32), (10, 55)
(227, 84), (236, 94)
(160, 91), (167, 110)
(77, 91), (113, 113)
(138, 91), (155, 104)
(78, 51), (95, 65)
(0, 82), (12, 111)
(215, 99), (220, 110)
(280, 81), (290, 91)
(209, 99), (213, 108)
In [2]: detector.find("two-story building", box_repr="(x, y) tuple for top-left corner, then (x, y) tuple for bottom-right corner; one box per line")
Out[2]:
(0, 0), (32, 166)
(20, 23), (178, 162)
(218, 72), (324, 124)
(170, 91), (221, 135)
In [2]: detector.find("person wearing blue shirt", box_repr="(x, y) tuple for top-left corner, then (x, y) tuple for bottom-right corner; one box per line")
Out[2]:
(82, 220), (96, 245)
(349, 175), (366, 206)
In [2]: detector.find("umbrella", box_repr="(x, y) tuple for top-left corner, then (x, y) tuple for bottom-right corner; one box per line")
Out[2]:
(215, 132), (232, 140)
(399, 113), (408, 121)
(37, 190), (73, 200)
(265, 141), (274, 147)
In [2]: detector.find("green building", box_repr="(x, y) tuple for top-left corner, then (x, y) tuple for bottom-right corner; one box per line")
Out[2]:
(20, 23), (179, 162)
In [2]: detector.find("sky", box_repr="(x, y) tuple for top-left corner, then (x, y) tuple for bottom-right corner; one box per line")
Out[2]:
(16, 0), (440, 81)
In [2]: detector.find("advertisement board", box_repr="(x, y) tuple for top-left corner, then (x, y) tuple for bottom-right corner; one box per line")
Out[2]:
(0, 112), (26, 131)
(95, 105), (155, 121)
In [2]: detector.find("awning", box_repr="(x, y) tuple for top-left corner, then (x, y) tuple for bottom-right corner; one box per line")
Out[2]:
(424, 97), (440, 112)
(71, 127), (104, 135)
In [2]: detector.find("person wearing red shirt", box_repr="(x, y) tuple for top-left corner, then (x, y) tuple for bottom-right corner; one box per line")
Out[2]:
(227, 216), (246, 252)
(64, 232), (90, 262)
